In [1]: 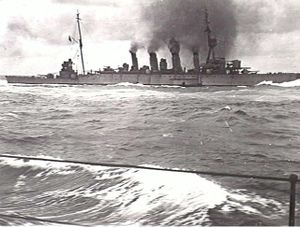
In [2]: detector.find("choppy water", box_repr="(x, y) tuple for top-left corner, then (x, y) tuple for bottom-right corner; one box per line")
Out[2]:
(0, 78), (299, 226)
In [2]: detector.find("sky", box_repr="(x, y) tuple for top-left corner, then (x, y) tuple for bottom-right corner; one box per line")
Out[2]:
(1, 0), (300, 75)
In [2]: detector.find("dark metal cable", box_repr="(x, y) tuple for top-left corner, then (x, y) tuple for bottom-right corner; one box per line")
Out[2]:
(0, 213), (85, 226)
(0, 154), (298, 183)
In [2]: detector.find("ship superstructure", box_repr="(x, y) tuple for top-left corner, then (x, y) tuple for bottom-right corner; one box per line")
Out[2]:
(5, 10), (300, 86)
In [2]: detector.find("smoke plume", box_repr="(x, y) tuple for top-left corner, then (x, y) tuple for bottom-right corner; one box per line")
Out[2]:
(130, 42), (143, 53)
(53, 0), (119, 7)
(142, 0), (237, 57)
(168, 38), (180, 54)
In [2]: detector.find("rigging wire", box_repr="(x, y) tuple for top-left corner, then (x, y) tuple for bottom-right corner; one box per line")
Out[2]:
(79, 20), (92, 70)
(71, 19), (78, 42)
(66, 17), (81, 67)
(0, 154), (298, 183)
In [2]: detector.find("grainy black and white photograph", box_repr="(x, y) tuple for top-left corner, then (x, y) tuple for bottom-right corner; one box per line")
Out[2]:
(0, 0), (299, 226)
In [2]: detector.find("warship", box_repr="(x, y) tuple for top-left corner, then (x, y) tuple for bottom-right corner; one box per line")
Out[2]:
(5, 11), (300, 86)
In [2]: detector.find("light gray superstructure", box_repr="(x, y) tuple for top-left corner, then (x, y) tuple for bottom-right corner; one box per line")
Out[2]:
(5, 10), (300, 86)
(6, 72), (299, 86)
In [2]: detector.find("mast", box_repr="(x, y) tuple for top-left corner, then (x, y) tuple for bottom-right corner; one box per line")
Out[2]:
(204, 5), (217, 63)
(76, 11), (86, 75)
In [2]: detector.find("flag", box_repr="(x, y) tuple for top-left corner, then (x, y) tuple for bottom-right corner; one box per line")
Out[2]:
(68, 36), (78, 44)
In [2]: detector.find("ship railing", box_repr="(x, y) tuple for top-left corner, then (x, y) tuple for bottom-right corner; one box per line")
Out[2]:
(0, 154), (298, 226)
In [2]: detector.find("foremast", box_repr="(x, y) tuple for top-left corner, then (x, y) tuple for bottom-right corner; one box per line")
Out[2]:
(204, 6), (217, 64)
(76, 12), (85, 75)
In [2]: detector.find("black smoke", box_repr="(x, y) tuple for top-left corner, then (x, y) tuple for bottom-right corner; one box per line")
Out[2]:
(142, 0), (237, 57)
(53, 0), (118, 7)
(130, 42), (144, 53)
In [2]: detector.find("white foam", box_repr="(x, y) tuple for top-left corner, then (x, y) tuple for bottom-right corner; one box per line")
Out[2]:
(257, 79), (300, 87)
(44, 87), (175, 101)
(0, 79), (8, 86)
(113, 167), (283, 224)
(108, 82), (185, 89)
(0, 156), (78, 177)
(275, 79), (300, 87)
(0, 113), (21, 120)
(0, 80), (179, 102)
(162, 133), (174, 138)
(39, 168), (218, 224)
(0, 155), (111, 176)
(154, 84), (185, 89)
(0, 156), (284, 224)
(108, 82), (149, 87)
(221, 106), (232, 111)
(14, 174), (26, 189)
(224, 190), (284, 218)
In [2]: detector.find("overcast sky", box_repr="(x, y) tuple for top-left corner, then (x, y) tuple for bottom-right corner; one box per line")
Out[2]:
(1, 0), (300, 74)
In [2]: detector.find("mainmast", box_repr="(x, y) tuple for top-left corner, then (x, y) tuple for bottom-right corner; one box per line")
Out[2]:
(76, 11), (86, 75)
(204, 6), (217, 64)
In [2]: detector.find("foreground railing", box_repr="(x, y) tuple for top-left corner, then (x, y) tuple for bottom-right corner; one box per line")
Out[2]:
(0, 154), (298, 226)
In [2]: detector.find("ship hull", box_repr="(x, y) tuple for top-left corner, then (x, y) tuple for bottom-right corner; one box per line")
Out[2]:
(201, 73), (299, 86)
(5, 73), (299, 86)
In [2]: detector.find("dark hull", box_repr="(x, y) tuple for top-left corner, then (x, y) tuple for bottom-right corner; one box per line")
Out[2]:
(5, 73), (300, 86)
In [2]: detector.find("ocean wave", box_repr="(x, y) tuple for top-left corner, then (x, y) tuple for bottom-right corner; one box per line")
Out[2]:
(0, 155), (110, 176)
(0, 112), (21, 120)
(0, 157), (284, 225)
(107, 82), (149, 87)
(42, 113), (74, 120)
(234, 110), (248, 116)
(107, 82), (184, 89)
(0, 82), (297, 225)
(0, 79), (8, 86)
(0, 134), (52, 145)
(257, 79), (300, 87)
(154, 84), (184, 89)
(220, 105), (232, 111)
(272, 114), (289, 119)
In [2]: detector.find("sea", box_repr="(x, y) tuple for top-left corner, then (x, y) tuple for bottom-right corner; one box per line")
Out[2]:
(0, 78), (299, 226)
